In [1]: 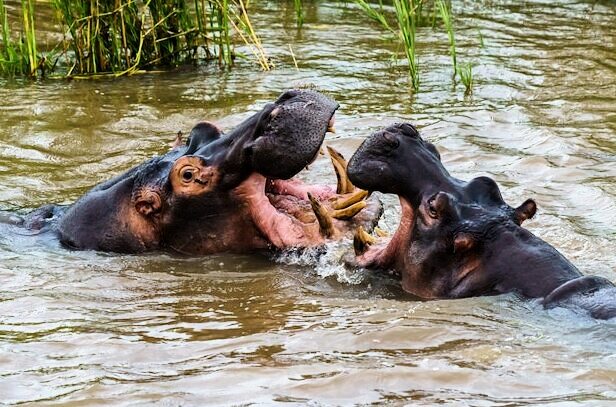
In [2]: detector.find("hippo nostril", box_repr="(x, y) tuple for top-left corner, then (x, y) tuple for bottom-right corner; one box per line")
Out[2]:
(427, 192), (451, 219)
(382, 132), (399, 149)
(428, 198), (438, 218)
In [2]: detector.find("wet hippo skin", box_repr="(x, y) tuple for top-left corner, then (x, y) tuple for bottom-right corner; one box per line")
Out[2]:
(8, 90), (382, 254)
(347, 122), (615, 320)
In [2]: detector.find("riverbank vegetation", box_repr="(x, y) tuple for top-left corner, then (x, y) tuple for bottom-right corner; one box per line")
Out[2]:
(0, 0), (269, 78)
(0, 0), (473, 92)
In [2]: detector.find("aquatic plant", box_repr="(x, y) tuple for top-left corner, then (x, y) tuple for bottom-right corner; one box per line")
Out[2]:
(436, 0), (456, 78)
(225, 0), (271, 70)
(52, 0), (228, 75)
(0, 0), (52, 76)
(0, 0), (269, 77)
(458, 62), (473, 94)
(352, 0), (476, 94)
(393, 0), (420, 91)
(294, 0), (304, 28)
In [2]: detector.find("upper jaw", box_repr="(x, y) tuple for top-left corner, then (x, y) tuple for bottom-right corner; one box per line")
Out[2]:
(249, 89), (339, 180)
(178, 89), (339, 190)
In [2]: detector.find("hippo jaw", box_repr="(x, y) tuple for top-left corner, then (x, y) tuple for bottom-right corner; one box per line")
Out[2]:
(347, 123), (582, 300)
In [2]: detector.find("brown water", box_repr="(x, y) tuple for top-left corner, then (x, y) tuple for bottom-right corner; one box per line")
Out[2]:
(1, 1), (615, 405)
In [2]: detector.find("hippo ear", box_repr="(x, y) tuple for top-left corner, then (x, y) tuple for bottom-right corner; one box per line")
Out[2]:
(134, 189), (162, 217)
(454, 232), (475, 253)
(185, 122), (223, 154)
(514, 199), (537, 225)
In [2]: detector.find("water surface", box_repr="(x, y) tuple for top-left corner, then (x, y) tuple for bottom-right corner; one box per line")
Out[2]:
(0, 1), (615, 405)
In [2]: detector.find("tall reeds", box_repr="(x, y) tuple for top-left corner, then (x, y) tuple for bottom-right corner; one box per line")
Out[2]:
(0, 0), (50, 76)
(436, 0), (472, 94)
(224, 0), (271, 70)
(393, 0), (420, 91)
(458, 62), (473, 94)
(353, 0), (475, 94)
(436, 0), (455, 77)
(0, 0), (269, 77)
(293, 0), (304, 28)
(20, 0), (37, 75)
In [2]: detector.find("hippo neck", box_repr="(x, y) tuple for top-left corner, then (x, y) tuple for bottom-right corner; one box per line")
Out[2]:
(488, 227), (583, 298)
(57, 176), (160, 252)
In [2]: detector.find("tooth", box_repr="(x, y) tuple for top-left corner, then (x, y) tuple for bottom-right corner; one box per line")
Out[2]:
(332, 189), (368, 210)
(327, 146), (355, 194)
(332, 200), (366, 220)
(327, 115), (336, 133)
(353, 226), (377, 255)
(308, 192), (336, 238)
(374, 226), (389, 237)
(319, 147), (325, 155)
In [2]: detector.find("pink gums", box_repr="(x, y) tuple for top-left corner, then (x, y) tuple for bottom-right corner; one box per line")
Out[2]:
(234, 173), (325, 248)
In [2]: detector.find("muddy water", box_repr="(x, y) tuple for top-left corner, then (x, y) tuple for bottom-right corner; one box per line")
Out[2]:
(1, 1), (615, 405)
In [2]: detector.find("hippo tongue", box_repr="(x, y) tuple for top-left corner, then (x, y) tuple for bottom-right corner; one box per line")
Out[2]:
(250, 89), (339, 180)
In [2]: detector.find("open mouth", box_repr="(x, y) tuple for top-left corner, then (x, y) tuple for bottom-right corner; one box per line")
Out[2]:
(236, 113), (380, 247)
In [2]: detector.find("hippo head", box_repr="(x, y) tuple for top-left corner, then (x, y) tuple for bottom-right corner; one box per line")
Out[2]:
(347, 123), (581, 300)
(56, 90), (382, 254)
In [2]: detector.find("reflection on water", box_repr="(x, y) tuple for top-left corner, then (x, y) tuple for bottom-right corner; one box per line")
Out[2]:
(0, 1), (615, 405)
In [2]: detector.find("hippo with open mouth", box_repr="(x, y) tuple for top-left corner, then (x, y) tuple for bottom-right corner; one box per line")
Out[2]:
(9, 90), (381, 254)
(347, 123), (615, 320)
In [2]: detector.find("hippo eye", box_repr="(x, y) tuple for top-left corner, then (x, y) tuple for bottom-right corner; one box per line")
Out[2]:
(182, 169), (194, 182)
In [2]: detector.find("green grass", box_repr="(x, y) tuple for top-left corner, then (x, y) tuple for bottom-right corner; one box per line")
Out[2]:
(352, 0), (476, 94)
(1, 0), (473, 85)
(1, 0), (269, 77)
(393, 0), (420, 91)
(436, 0), (456, 78)
(458, 62), (473, 94)
(294, 0), (304, 28)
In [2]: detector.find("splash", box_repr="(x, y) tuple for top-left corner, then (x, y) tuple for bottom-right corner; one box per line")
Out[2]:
(274, 241), (368, 285)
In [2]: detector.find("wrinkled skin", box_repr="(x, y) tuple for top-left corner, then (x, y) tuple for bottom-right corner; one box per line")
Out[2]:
(347, 123), (615, 320)
(11, 90), (382, 254)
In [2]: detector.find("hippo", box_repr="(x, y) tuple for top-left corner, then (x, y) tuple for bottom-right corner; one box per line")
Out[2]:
(6, 90), (381, 254)
(346, 122), (615, 320)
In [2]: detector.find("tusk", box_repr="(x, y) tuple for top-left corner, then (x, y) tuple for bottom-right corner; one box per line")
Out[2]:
(327, 146), (355, 194)
(327, 114), (336, 134)
(353, 226), (377, 255)
(374, 226), (389, 237)
(332, 189), (368, 210)
(332, 200), (367, 220)
(308, 192), (336, 238)
(319, 147), (325, 155)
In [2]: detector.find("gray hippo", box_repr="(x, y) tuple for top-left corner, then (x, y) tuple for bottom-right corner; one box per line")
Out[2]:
(5, 90), (381, 254)
(347, 122), (615, 320)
